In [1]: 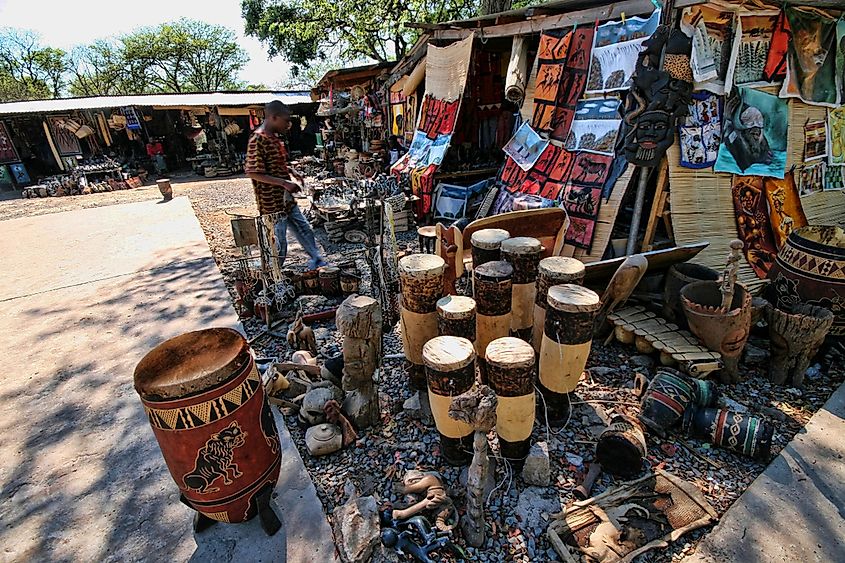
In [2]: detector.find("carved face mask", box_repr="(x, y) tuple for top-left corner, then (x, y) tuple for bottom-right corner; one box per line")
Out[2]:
(625, 110), (674, 167)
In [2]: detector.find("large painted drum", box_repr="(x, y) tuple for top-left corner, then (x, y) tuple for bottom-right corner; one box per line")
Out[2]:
(399, 254), (446, 390)
(423, 336), (476, 466)
(538, 284), (600, 425)
(501, 237), (543, 342)
(470, 228), (511, 269)
(486, 337), (535, 468)
(532, 257), (585, 353)
(134, 328), (281, 525)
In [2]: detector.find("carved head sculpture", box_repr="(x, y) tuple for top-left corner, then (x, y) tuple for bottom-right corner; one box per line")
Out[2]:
(624, 109), (674, 166)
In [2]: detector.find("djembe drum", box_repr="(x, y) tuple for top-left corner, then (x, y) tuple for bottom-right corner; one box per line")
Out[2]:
(532, 257), (585, 353)
(422, 336), (476, 466)
(538, 284), (600, 425)
(501, 237), (543, 342)
(399, 254), (446, 390)
(473, 260), (513, 380)
(437, 295), (477, 341)
(133, 328), (282, 534)
(486, 337), (536, 468)
(470, 228), (511, 269)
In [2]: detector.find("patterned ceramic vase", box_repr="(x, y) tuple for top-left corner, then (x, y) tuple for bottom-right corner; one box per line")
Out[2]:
(687, 407), (773, 460)
(765, 225), (845, 337)
(134, 328), (281, 524)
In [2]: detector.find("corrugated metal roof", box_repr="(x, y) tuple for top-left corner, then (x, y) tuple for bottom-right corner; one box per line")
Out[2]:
(0, 91), (314, 116)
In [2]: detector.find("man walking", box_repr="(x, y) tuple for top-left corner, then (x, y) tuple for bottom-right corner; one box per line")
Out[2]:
(245, 100), (327, 270)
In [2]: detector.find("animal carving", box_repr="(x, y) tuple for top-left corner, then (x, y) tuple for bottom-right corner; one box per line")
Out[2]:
(183, 422), (247, 494)
(287, 313), (317, 356)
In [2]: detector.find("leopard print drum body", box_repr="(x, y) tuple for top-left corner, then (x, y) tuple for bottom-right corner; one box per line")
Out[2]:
(134, 328), (281, 524)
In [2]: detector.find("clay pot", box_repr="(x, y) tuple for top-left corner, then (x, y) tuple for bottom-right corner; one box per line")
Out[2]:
(663, 263), (719, 329)
(687, 407), (773, 460)
(156, 178), (173, 201)
(305, 424), (342, 456)
(765, 225), (845, 337)
(681, 281), (752, 384)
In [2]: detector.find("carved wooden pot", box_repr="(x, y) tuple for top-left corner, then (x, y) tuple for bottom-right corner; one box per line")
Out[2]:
(764, 303), (834, 387)
(681, 281), (752, 384)
(134, 328), (281, 524)
(662, 263), (719, 329)
(765, 225), (845, 337)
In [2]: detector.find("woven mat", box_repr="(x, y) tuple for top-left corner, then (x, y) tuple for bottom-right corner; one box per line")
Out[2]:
(425, 35), (474, 102)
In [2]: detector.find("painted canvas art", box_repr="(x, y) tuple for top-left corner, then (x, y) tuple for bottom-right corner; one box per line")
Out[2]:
(764, 172), (808, 248)
(47, 117), (82, 156)
(763, 10), (791, 82)
(681, 5), (735, 94)
(503, 122), (550, 171)
(829, 106), (845, 166)
(804, 120), (827, 161)
(837, 17), (845, 106)
(563, 98), (622, 156)
(9, 162), (30, 185)
(732, 14), (779, 86)
(715, 87), (788, 178)
(586, 9), (661, 94)
(799, 161), (826, 196)
(824, 164), (845, 191)
(732, 175), (778, 278)
(0, 122), (19, 164)
(780, 7), (839, 108)
(679, 92), (721, 168)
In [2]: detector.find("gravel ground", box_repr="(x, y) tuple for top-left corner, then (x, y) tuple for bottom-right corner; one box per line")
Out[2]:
(4, 176), (844, 562)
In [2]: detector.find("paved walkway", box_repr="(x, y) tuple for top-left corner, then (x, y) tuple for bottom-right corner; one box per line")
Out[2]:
(685, 381), (845, 563)
(0, 197), (335, 562)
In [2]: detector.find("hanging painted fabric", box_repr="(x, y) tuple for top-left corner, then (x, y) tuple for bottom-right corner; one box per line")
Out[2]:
(550, 27), (595, 142)
(836, 17), (845, 105)
(731, 12), (779, 87)
(531, 29), (572, 134)
(780, 7), (839, 108)
(563, 98), (622, 155)
(562, 153), (613, 250)
(764, 172), (809, 249)
(829, 106), (845, 167)
(586, 9), (661, 94)
(680, 5), (736, 94)
(679, 92), (722, 169)
(763, 10), (791, 83)
(732, 175), (779, 278)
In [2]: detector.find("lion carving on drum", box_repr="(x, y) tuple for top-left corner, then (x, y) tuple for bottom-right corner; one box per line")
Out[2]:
(183, 422), (247, 494)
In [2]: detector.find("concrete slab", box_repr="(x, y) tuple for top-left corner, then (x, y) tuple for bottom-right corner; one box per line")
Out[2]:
(685, 383), (845, 563)
(0, 198), (335, 562)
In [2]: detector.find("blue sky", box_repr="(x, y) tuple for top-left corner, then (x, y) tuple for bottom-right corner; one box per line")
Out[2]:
(0, 0), (293, 87)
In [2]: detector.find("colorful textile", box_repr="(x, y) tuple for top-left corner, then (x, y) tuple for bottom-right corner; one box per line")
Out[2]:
(586, 9), (661, 94)
(245, 131), (294, 215)
(562, 153), (613, 250)
(563, 98), (622, 156)
(503, 122), (549, 171)
(829, 106), (845, 166)
(732, 13), (779, 86)
(764, 172), (808, 248)
(732, 175), (778, 278)
(825, 164), (845, 191)
(837, 17), (845, 105)
(780, 7), (839, 108)
(763, 10), (791, 82)
(682, 5), (735, 94)
(798, 161), (826, 196)
(715, 87), (788, 178)
(679, 92), (721, 169)
(804, 120), (827, 161)
(0, 122), (19, 164)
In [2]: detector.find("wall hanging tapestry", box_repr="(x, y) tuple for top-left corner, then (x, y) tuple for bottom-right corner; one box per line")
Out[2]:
(681, 5), (734, 94)
(0, 122), (19, 164)
(679, 92), (722, 168)
(763, 10), (791, 82)
(715, 86), (788, 178)
(503, 122), (549, 171)
(799, 160), (826, 196)
(732, 13), (779, 87)
(780, 7), (839, 108)
(764, 171), (808, 248)
(825, 164), (845, 190)
(587, 9), (661, 94)
(47, 116), (82, 156)
(392, 35), (474, 217)
(562, 152), (613, 250)
(9, 162), (29, 185)
(619, 26), (694, 168)
(830, 105), (845, 167)
(837, 17), (845, 104)
(804, 119), (827, 161)
(563, 98), (622, 156)
(732, 175), (779, 278)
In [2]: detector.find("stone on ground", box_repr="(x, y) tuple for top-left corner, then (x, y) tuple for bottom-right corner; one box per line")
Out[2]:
(333, 495), (381, 563)
(522, 442), (551, 486)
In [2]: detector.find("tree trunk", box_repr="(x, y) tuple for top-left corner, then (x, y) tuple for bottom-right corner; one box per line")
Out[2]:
(481, 0), (512, 15)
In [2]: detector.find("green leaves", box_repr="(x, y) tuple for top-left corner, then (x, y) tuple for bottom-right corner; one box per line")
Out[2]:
(0, 28), (69, 101)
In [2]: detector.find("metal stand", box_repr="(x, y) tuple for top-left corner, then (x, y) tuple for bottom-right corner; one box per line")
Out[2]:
(626, 167), (650, 256)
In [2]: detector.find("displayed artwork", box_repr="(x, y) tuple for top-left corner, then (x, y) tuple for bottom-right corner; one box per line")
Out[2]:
(562, 153), (613, 250)
(681, 7), (718, 82)
(763, 10), (791, 82)
(828, 106), (845, 166)
(563, 98), (622, 156)
(503, 122), (550, 171)
(799, 161), (826, 196)
(0, 166), (12, 190)
(732, 175), (778, 278)
(804, 120), (827, 161)
(531, 27), (594, 141)
(499, 142), (574, 201)
(837, 17), (845, 105)
(824, 164), (845, 191)
(732, 13), (779, 86)
(764, 172), (808, 248)
(587, 9), (661, 94)
(679, 92), (722, 169)
(681, 5), (735, 94)
(47, 116), (82, 156)
(779, 7), (839, 108)
(715, 87), (788, 178)
(9, 162), (30, 185)
(0, 122), (19, 164)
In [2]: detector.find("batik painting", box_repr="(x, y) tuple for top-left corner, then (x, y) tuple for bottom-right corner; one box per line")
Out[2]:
(679, 92), (721, 168)
(731, 13), (779, 86)
(825, 164), (845, 191)
(780, 7), (839, 108)
(732, 175), (778, 278)
(837, 17), (845, 105)
(763, 10), (791, 82)
(499, 142), (574, 200)
(799, 161), (826, 196)
(389, 87), (405, 136)
(587, 9), (661, 94)
(0, 122), (19, 164)
(562, 152), (613, 250)
(9, 162), (30, 185)
(829, 106), (845, 166)
(681, 6), (717, 83)
(804, 120), (827, 161)
(503, 122), (550, 171)
(681, 5), (735, 94)
(715, 87), (788, 178)
(47, 117), (82, 156)
(764, 172), (808, 248)
(563, 98), (622, 156)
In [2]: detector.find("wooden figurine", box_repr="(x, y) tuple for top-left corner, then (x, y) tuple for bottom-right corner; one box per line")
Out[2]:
(764, 303), (833, 387)
(399, 254), (446, 390)
(391, 470), (457, 533)
(336, 295), (382, 429)
(287, 312), (317, 356)
(435, 223), (463, 295)
(501, 237), (543, 342)
(533, 256), (585, 353)
(595, 254), (648, 335)
(449, 385), (498, 548)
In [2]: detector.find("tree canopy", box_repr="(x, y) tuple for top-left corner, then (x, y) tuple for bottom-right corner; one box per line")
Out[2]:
(0, 28), (70, 101)
(242, 0), (481, 75)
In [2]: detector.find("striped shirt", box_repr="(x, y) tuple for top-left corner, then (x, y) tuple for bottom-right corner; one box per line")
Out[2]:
(245, 131), (295, 215)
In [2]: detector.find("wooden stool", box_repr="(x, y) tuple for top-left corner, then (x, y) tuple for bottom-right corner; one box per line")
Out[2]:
(417, 226), (437, 254)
